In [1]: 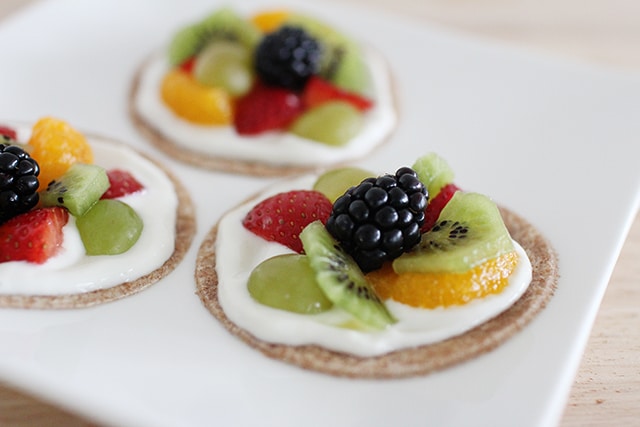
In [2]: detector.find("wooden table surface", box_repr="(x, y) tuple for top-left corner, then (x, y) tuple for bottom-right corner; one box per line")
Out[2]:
(0, 0), (638, 426)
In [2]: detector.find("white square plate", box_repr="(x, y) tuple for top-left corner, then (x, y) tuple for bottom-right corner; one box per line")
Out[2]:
(0, 0), (638, 426)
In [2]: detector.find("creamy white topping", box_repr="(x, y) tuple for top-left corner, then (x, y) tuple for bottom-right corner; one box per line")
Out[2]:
(133, 47), (396, 166)
(215, 175), (533, 357)
(0, 137), (177, 295)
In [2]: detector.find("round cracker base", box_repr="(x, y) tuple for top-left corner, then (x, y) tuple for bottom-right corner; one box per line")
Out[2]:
(0, 136), (196, 310)
(195, 207), (558, 379)
(128, 55), (397, 177)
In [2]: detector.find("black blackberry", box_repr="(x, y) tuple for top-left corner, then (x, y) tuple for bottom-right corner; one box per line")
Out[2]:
(0, 144), (40, 224)
(254, 25), (321, 91)
(325, 167), (428, 273)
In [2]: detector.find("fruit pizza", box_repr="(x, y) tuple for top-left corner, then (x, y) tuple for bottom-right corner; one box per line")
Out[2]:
(130, 8), (396, 176)
(195, 153), (558, 378)
(0, 118), (195, 309)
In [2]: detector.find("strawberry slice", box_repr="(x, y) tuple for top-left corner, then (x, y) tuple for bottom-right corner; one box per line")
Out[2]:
(101, 169), (145, 199)
(179, 57), (196, 74)
(421, 183), (461, 232)
(0, 207), (69, 264)
(302, 76), (373, 111)
(0, 125), (17, 140)
(234, 84), (303, 135)
(242, 190), (333, 253)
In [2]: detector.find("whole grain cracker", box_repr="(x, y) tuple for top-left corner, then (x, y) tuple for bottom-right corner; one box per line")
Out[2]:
(195, 206), (557, 379)
(0, 135), (196, 310)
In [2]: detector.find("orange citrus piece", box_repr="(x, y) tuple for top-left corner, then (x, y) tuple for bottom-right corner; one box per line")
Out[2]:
(28, 117), (93, 190)
(251, 10), (289, 33)
(366, 252), (519, 308)
(160, 69), (233, 125)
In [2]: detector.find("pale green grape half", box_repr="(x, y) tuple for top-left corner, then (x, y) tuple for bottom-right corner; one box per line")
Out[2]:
(248, 254), (333, 314)
(193, 41), (254, 97)
(290, 101), (362, 146)
(312, 167), (373, 203)
(76, 199), (143, 256)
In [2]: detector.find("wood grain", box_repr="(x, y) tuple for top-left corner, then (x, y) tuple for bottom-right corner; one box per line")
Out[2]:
(0, 0), (638, 426)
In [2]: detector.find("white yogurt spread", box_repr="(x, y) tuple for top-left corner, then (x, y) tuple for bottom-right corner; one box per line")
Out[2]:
(215, 175), (533, 357)
(0, 137), (177, 295)
(134, 47), (396, 166)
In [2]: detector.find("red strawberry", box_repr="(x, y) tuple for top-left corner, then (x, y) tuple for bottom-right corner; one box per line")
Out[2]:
(179, 57), (196, 74)
(234, 83), (303, 135)
(0, 207), (69, 264)
(242, 190), (333, 253)
(302, 76), (373, 111)
(422, 183), (461, 232)
(101, 169), (145, 199)
(0, 125), (17, 140)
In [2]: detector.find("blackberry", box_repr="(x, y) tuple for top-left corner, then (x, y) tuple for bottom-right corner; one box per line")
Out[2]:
(326, 167), (428, 273)
(0, 144), (40, 224)
(254, 25), (321, 91)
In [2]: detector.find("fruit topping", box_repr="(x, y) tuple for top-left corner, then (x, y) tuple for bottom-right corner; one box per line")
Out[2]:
(179, 57), (196, 74)
(159, 8), (381, 148)
(168, 7), (261, 67)
(284, 14), (370, 94)
(254, 25), (321, 91)
(300, 221), (395, 329)
(422, 182), (460, 232)
(368, 251), (519, 308)
(0, 144), (40, 224)
(289, 101), (363, 146)
(242, 190), (332, 253)
(251, 10), (290, 33)
(28, 117), (93, 190)
(325, 167), (427, 273)
(40, 163), (110, 217)
(412, 152), (454, 201)
(0, 207), (69, 264)
(234, 83), (303, 135)
(248, 254), (333, 314)
(302, 76), (373, 111)
(101, 169), (145, 199)
(76, 199), (143, 256)
(393, 192), (515, 274)
(193, 41), (254, 97)
(161, 69), (233, 125)
(312, 166), (374, 203)
(0, 126), (17, 141)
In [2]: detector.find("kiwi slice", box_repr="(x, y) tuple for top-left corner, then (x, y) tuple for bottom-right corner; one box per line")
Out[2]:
(168, 8), (261, 66)
(284, 14), (371, 94)
(40, 163), (110, 217)
(412, 152), (455, 199)
(300, 221), (396, 329)
(393, 192), (514, 274)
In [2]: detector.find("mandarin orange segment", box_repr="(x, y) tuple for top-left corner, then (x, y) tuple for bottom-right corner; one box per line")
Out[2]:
(28, 117), (93, 190)
(367, 252), (519, 308)
(251, 10), (289, 33)
(161, 69), (233, 125)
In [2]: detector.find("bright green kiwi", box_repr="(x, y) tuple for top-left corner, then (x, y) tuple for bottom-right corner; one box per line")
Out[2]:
(40, 163), (110, 217)
(168, 8), (261, 66)
(392, 192), (514, 274)
(290, 101), (362, 146)
(76, 199), (143, 256)
(312, 167), (373, 203)
(412, 152), (455, 200)
(300, 221), (396, 329)
(248, 254), (333, 314)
